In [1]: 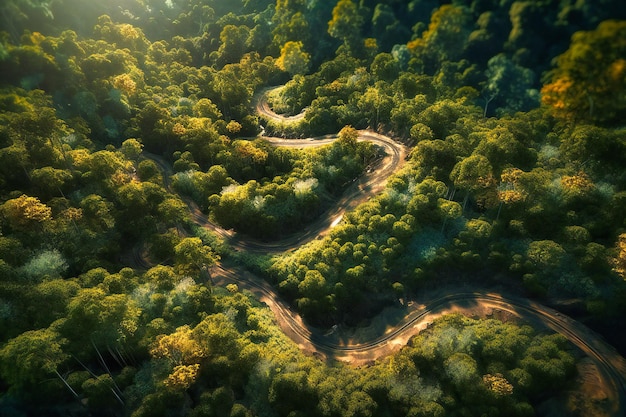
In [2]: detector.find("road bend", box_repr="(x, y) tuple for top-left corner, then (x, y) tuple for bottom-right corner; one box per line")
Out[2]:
(133, 87), (626, 416)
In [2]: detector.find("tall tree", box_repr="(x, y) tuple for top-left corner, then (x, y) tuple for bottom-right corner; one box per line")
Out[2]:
(328, 0), (364, 55)
(482, 54), (538, 116)
(0, 328), (69, 391)
(214, 25), (251, 66)
(613, 233), (626, 279)
(276, 41), (310, 75)
(174, 237), (219, 282)
(407, 4), (473, 73)
(1, 194), (52, 232)
(450, 154), (495, 210)
(541, 20), (626, 124)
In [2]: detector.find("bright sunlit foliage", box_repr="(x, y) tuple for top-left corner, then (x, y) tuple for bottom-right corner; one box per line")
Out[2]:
(0, 1), (625, 416)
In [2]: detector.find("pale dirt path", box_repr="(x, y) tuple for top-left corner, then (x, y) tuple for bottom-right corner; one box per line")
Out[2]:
(134, 87), (626, 416)
(228, 131), (408, 253)
(212, 262), (626, 416)
(255, 86), (307, 124)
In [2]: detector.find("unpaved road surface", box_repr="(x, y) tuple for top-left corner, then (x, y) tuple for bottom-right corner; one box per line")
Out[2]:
(135, 87), (626, 416)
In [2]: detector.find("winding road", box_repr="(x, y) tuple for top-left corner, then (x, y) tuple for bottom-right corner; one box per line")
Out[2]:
(138, 87), (626, 415)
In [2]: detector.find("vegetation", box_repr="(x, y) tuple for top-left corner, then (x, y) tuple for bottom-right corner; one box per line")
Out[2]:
(0, 0), (625, 416)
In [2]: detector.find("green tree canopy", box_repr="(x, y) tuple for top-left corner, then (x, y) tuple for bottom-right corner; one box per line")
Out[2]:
(541, 20), (626, 124)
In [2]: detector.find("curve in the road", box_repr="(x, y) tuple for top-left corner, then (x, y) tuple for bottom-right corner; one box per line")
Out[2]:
(256, 86), (307, 124)
(235, 132), (408, 252)
(138, 87), (626, 416)
(211, 262), (626, 415)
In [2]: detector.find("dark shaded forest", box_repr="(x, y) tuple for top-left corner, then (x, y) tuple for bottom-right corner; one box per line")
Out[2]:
(0, 0), (625, 416)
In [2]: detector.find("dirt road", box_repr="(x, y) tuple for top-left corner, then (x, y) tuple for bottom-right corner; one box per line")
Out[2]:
(135, 87), (626, 416)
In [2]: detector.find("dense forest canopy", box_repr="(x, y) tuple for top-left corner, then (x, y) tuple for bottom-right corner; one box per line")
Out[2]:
(1, 0), (626, 416)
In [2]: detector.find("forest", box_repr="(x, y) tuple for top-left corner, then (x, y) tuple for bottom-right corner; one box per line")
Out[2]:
(0, 0), (625, 416)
